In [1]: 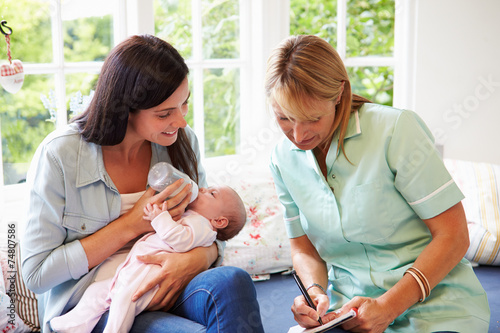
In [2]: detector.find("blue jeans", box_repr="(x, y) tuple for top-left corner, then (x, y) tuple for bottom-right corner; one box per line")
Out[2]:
(91, 266), (264, 333)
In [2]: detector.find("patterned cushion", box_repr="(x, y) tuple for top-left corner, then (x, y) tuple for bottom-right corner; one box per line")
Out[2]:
(0, 241), (39, 332)
(13, 243), (40, 331)
(445, 159), (500, 265)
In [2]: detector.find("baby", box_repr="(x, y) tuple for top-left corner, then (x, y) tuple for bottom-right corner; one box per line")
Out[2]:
(50, 185), (247, 333)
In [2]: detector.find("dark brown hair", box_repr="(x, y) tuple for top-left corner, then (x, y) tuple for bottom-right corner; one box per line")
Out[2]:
(72, 35), (199, 182)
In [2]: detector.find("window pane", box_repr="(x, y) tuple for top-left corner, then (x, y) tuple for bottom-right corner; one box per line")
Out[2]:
(62, 1), (114, 62)
(66, 73), (99, 119)
(2, 0), (53, 63)
(201, 0), (239, 59)
(290, 0), (338, 46)
(154, 0), (193, 59)
(347, 66), (393, 106)
(203, 68), (240, 157)
(346, 0), (395, 57)
(1, 75), (56, 185)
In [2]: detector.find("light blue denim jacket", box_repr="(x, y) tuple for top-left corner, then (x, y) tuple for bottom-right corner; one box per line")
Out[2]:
(21, 123), (221, 332)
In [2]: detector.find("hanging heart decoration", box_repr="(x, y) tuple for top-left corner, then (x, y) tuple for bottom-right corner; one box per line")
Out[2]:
(1, 23), (24, 94)
(0, 59), (24, 94)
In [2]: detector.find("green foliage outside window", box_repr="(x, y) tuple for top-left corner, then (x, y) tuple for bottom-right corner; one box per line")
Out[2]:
(154, 0), (193, 58)
(290, 0), (339, 46)
(63, 17), (113, 62)
(203, 68), (240, 157)
(290, 0), (395, 105)
(201, 0), (239, 60)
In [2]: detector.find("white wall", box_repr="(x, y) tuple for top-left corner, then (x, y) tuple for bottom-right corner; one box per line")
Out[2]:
(413, 0), (500, 164)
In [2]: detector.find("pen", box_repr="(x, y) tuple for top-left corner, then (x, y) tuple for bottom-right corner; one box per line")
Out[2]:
(291, 270), (324, 326)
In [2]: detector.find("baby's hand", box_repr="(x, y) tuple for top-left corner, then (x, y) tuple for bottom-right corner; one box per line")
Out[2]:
(143, 203), (165, 221)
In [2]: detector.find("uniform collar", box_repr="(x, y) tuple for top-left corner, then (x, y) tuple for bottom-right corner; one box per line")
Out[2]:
(344, 109), (362, 140)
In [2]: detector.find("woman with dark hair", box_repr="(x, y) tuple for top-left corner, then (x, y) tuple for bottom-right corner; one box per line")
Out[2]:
(22, 35), (264, 333)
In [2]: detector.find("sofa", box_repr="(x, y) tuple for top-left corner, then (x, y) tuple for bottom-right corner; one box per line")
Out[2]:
(1, 157), (499, 332)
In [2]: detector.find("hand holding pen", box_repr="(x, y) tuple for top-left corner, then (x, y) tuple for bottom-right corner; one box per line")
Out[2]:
(291, 270), (324, 326)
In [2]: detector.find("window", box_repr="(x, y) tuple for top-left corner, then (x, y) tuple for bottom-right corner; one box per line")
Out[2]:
(0, 0), (250, 190)
(1, 0), (122, 187)
(153, 0), (250, 158)
(1, 0), (124, 226)
(290, 0), (395, 105)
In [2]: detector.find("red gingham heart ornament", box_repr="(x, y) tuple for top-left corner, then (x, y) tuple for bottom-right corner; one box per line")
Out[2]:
(0, 59), (24, 94)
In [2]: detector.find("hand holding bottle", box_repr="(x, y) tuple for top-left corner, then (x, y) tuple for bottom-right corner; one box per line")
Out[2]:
(148, 162), (199, 203)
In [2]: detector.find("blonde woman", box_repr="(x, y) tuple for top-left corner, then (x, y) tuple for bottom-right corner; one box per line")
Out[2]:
(265, 35), (489, 332)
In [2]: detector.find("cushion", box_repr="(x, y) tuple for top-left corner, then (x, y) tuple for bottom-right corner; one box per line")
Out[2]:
(445, 158), (500, 265)
(0, 239), (38, 332)
(204, 158), (293, 275)
(12, 243), (40, 331)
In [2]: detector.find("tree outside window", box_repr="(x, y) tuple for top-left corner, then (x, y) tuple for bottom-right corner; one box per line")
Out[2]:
(290, 0), (395, 106)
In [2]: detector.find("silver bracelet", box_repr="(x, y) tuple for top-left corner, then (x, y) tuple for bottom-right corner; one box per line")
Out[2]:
(306, 283), (327, 295)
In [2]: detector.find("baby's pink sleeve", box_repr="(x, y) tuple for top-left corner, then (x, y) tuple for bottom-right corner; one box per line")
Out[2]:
(151, 212), (217, 252)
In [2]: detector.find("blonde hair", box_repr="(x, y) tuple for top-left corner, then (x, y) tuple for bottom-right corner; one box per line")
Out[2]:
(264, 35), (371, 157)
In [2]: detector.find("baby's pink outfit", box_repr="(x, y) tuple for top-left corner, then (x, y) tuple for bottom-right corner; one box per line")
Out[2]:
(50, 210), (216, 333)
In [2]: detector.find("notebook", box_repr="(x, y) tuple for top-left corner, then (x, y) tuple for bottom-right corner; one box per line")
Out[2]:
(287, 308), (357, 333)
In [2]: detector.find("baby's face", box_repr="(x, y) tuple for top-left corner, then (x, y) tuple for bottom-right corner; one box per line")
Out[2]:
(188, 185), (235, 219)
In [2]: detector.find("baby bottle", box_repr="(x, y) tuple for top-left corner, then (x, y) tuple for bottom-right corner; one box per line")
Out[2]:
(147, 162), (199, 203)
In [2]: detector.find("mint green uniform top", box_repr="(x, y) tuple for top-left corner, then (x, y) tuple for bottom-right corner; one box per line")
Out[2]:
(270, 103), (490, 332)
